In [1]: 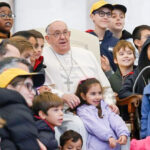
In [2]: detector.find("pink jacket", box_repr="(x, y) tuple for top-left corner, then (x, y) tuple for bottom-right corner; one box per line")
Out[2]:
(130, 136), (150, 150)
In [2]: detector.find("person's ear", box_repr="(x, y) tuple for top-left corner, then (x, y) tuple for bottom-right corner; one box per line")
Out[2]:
(45, 35), (50, 42)
(90, 13), (94, 21)
(68, 31), (71, 37)
(114, 58), (118, 64)
(6, 84), (14, 90)
(38, 110), (46, 119)
(80, 92), (86, 101)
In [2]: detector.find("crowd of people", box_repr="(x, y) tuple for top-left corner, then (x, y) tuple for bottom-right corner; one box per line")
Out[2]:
(0, 0), (150, 150)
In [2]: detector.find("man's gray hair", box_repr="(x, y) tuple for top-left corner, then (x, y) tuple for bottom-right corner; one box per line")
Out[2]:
(45, 20), (68, 35)
(0, 57), (32, 73)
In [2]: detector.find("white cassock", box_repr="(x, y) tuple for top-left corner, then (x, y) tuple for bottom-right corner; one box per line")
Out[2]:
(43, 46), (115, 150)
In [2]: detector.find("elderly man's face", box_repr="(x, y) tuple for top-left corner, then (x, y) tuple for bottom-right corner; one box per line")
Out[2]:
(45, 21), (71, 55)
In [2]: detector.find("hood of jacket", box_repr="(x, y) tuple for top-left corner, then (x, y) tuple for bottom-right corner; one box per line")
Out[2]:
(0, 88), (27, 108)
(138, 38), (150, 72)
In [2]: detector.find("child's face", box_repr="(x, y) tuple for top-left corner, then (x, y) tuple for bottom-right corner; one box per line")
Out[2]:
(45, 105), (63, 127)
(61, 139), (82, 150)
(114, 47), (135, 68)
(0, 6), (13, 33)
(83, 83), (102, 107)
(34, 38), (44, 59)
(109, 9), (125, 31)
(21, 49), (33, 62)
(91, 7), (111, 30)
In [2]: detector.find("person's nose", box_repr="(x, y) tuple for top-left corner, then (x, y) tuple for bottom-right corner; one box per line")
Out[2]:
(59, 109), (64, 116)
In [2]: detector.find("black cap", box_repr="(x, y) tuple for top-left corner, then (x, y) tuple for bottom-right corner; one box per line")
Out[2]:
(113, 4), (127, 13)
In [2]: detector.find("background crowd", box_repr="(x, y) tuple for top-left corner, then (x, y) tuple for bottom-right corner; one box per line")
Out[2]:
(0, 0), (150, 150)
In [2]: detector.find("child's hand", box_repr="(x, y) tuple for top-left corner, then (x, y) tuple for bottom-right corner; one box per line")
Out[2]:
(109, 137), (117, 148)
(38, 85), (51, 94)
(117, 135), (127, 145)
(109, 104), (120, 114)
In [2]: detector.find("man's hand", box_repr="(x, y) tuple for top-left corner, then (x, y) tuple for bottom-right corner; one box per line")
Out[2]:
(116, 135), (127, 145)
(109, 137), (117, 148)
(100, 55), (111, 72)
(109, 104), (120, 114)
(62, 94), (80, 109)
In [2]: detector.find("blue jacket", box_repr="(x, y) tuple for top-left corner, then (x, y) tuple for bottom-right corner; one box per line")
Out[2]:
(34, 116), (58, 150)
(77, 100), (129, 150)
(88, 30), (119, 71)
(141, 84), (150, 139)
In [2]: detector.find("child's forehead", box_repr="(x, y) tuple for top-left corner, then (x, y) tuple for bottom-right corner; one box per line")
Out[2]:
(117, 46), (133, 52)
(0, 6), (11, 12)
(65, 138), (82, 146)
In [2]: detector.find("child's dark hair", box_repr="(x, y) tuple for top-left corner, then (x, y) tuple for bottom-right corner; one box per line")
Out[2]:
(75, 78), (103, 118)
(28, 29), (44, 39)
(60, 130), (83, 147)
(32, 92), (64, 115)
(0, 2), (11, 9)
(132, 25), (150, 48)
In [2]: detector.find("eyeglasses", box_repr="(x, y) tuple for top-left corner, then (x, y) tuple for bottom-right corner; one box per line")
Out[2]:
(94, 11), (112, 18)
(48, 30), (70, 38)
(0, 13), (15, 19)
(18, 82), (36, 92)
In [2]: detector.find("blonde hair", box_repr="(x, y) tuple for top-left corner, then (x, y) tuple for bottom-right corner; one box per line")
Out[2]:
(9, 36), (34, 54)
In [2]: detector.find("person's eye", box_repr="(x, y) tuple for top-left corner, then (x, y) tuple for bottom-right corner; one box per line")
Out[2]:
(91, 92), (96, 95)
(0, 14), (5, 17)
(98, 92), (102, 95)
(120, 15), (125, 19)
(111, 15), (116, 18)
(127, 52), (133, 55)
(67, 146), (73, 149)
(54, 32), (60, 36)
(53, 108), (58, 112)
(107, 12), (111, 16)
(99, 11), (105, 15)
(119, 52), (124, 56)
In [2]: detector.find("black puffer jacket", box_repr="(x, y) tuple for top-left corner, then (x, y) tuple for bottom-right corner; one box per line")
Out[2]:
(0, 88), (40, 150)
(118, 38), (150, 99)
(34, 116), (58, 150)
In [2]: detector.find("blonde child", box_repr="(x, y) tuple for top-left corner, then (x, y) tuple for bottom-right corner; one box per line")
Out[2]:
(75, 78), (129, 150)
(32, 92), (64, 150)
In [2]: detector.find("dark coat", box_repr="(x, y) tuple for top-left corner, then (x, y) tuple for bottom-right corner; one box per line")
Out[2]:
(118, 38), (150, 99)
(88, 30), (119, 72)
(120, 30), (132, 40)
(0, 88), (40, 150)
(35, 116), (58, 150)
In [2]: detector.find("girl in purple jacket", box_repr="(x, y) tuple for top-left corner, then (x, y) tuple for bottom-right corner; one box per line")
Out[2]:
(74, 78), (129, 150)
